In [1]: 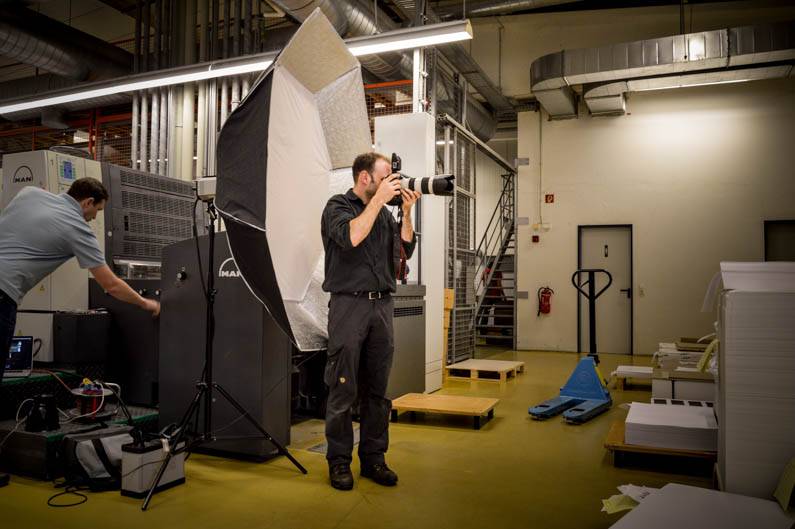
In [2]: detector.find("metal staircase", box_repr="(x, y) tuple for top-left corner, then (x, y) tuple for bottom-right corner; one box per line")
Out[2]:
(474, 173), (516, 348)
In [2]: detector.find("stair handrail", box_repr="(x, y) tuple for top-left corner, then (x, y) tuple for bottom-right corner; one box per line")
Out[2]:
(474, 174), (516, 318)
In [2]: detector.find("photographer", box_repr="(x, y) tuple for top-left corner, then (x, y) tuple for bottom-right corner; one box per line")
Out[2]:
(320, 152), (420, 491)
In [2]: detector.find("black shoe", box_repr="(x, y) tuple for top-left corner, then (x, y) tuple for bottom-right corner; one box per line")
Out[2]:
(361, 463), (398, 486)
(0, 473), (9, 488)
(329, 464), (353, 491)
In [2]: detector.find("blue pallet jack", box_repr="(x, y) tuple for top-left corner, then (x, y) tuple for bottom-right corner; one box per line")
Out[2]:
(529, 269), (614, 424)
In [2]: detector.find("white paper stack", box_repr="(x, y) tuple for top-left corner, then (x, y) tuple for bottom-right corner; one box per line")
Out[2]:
(613, 366), (653, 379)
(653, 343), (704, 370)
(625, 402), (717, 451)
(718, 289), (795, 499)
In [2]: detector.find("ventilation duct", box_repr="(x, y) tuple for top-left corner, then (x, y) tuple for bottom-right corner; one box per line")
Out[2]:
(531, 21), (795, 118)
(0, 6), (131, 81)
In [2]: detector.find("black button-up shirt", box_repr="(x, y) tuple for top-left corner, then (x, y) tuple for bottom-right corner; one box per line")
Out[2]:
(321, 189), (416, 294)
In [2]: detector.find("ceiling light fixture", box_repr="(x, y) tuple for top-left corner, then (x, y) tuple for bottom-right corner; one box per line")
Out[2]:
(0, 20), (473, 116)
(346, 20), (472, 57)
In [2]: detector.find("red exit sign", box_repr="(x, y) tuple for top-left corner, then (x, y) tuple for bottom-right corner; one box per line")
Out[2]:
(544, 194), (555, 203)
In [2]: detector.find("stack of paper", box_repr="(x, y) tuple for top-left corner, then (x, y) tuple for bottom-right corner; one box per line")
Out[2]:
(613, 366), (653, 379)
(718, 290), (795, 499)
(625, 402), (717, 451)
(653, 343), (704, 370)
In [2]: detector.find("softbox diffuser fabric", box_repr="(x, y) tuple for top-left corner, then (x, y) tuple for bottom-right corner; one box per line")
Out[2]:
(215, 9), (371, 351)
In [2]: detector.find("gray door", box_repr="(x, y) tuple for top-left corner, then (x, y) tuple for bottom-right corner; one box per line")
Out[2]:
(579, 226), (632, 355)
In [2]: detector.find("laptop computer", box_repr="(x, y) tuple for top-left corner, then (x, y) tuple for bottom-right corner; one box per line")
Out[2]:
(3, 336), (33, 379)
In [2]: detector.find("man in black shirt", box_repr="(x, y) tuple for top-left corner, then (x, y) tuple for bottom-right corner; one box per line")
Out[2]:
(321, 152), (419, 491)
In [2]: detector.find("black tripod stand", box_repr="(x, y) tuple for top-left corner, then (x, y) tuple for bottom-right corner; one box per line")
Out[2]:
(142, 200), (307, 511)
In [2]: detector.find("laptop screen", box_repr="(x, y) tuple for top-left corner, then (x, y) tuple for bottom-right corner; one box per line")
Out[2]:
(5, 336), (33, 373)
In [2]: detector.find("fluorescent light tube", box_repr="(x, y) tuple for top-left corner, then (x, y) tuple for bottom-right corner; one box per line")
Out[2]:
(347, 21), (473, 56)
(0, 20), (472, 116)
(0, 59), (274, 115)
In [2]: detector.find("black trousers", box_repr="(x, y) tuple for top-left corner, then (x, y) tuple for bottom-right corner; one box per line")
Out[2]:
(325, 293), (394, 467)
(0, 289), (18, 381)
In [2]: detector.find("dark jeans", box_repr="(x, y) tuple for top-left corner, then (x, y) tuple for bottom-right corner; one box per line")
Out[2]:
(0, 289), (18, 382)
(324, 293), (394, 468)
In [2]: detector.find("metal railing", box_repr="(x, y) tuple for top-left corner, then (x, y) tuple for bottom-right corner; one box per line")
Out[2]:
(473, 171), (517, 347)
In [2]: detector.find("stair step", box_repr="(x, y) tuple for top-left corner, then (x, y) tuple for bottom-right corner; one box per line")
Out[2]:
(481, 295), (514, 299)
(476, 335), (514, 340)
(475, 324), (515, 329)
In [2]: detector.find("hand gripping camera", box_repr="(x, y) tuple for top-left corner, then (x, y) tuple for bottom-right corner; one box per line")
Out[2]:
(387, 153), (455, 206)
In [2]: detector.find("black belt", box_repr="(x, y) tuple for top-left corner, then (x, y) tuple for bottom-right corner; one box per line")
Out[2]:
(336, 290), (391, 300)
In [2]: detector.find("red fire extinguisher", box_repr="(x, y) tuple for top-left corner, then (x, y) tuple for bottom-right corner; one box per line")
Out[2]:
(537, 286), (554, 316)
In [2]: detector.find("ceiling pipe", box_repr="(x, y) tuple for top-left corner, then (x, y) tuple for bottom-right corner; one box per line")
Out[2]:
(436, 0), (582, 19)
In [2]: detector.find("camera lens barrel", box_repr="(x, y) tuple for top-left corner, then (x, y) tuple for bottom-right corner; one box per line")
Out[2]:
(400, 174), (455, 196)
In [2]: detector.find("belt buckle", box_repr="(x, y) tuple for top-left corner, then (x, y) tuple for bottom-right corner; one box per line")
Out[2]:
(368, 291), (381, 300)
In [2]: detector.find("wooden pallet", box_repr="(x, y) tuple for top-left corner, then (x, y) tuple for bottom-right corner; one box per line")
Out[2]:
(391, 393), (499, 430)
(445, 359), (525, 382)
(604, 420), (716, 472)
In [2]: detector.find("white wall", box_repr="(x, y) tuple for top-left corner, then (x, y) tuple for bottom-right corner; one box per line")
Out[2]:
(516, 77), (795, 355)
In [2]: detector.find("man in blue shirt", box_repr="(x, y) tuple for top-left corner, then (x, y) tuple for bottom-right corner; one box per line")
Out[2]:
(0, 178), (160, 388)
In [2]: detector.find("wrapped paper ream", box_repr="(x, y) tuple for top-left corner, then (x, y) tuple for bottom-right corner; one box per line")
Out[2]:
(625, 402), (717, 451)
(720, 261), (795, 292)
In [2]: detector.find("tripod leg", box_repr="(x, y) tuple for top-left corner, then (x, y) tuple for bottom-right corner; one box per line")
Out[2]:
(212, 383), (308, 474)
(142, 384), (206, 511)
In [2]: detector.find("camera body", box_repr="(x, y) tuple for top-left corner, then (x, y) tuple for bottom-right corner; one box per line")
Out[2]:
(387, 153), (455, 206)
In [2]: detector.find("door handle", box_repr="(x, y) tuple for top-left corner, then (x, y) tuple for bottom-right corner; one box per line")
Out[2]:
(619, 288), (632, 299)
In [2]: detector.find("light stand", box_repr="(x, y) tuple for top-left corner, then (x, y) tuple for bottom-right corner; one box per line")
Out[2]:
(141, 199), (307, 511)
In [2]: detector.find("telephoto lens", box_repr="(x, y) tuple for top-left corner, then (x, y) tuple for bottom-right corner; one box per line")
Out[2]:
(387, 153), (455, 206)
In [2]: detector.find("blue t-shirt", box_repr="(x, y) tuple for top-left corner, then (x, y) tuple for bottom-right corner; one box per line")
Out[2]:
(0, 187), (105, 304)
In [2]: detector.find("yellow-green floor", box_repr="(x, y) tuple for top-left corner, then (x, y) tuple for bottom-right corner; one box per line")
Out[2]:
(1, 350), (711, 529)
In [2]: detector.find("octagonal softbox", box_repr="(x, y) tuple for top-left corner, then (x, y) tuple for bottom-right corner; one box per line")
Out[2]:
(215, 9), (371, 352)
